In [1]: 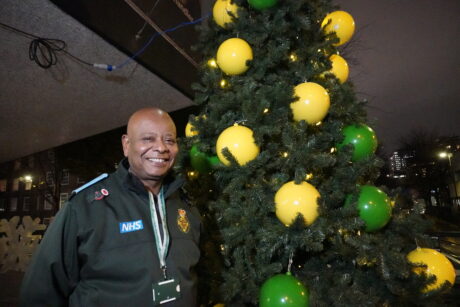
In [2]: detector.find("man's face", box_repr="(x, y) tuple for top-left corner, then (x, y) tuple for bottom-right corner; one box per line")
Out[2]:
(122, 112), (178, 184)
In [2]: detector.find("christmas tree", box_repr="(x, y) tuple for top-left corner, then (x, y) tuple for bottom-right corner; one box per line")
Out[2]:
(180, 0), (457, 305)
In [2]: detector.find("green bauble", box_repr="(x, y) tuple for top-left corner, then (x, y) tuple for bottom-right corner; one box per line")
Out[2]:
(349, 185), (392, 232)
(208, 155), (221, 167)
(248, 0), (277, 10)
(259, 273), (309, 307)
(338, 124), (377, 161)
(190, 145), (211, 173)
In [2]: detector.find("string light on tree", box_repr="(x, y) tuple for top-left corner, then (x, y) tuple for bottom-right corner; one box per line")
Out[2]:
(289, 53), (298, 62)
(207, 58), (218, 68)
(216, 38), (253, 75)
(220, 79), (229, 88)
(321, 11), (355, 46)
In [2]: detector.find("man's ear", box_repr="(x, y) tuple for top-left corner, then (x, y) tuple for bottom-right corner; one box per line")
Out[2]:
(121, 134), (129, 157)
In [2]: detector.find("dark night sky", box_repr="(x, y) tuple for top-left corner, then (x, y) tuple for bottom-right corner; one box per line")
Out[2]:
(335, 0), (460, 154)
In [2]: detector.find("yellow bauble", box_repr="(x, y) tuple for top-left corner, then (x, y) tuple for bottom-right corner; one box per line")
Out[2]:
(275, 181), (320, 226)
(216, 38), (253, 75)
(321, 11), (355, 46)
(216, 125), (259, 166)
(328, 54), (349, 83)
(213, 0), (239, 28)
(185, 121), (198, 137)
(290, 82), (330, 124)
(407, 248), (456, 292)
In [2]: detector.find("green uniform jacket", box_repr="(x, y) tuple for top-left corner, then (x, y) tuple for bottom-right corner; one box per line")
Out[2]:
(20, 159), (201, 306)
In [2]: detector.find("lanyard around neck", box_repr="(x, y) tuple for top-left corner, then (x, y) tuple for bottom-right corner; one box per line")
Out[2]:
(148, 187), (170, 279)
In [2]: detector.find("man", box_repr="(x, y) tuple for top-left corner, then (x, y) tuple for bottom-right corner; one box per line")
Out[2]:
(20, 108), (201, 306)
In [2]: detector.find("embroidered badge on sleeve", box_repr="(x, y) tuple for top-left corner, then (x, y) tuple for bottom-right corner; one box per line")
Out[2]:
(177, 209), (190, 233)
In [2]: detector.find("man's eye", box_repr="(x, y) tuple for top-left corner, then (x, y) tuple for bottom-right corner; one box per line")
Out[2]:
(143, 137), (153, 142)
(165, 139), (176, 144)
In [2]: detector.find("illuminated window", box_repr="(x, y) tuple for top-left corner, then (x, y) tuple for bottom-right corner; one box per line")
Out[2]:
(0, 179), (6, 192)
(12, 178), (19, 191)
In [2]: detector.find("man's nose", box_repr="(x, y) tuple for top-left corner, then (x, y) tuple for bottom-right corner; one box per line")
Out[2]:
(154, 139), (168, 152)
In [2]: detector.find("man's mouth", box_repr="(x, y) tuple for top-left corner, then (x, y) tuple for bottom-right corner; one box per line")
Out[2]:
(147, 158), (168, 163)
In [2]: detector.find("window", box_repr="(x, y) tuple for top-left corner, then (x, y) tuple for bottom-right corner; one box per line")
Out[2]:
(0, 198), (6, 212)
(36, 196), (41, 210)
(61, 169), (69, 185)
(10, 197), (18, 211)
(24, 176), (33, 190)
(44, 194), (53, 210)
(77, 177), (86, 184)
(0, 179), (6, 192)
(23, 196), (31, 211)
(48, 150), (55, 162)
(12, 178), (20, 191)
(46, 171), (54, 186)
(28, 156), (35, 168)
(59, 193), (69, 209)
(14, 160), (21, 170)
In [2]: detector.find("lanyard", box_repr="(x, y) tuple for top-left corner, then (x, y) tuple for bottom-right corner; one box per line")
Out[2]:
(148, 187), (170, 279)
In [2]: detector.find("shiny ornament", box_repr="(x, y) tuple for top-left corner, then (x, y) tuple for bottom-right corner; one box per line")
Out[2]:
(290, 82), (330, 124)
(275, 181), (320, 226)
(213, 0), (239, 28)
(407, 248), (456, 292)
(321, 11), (355, 46)
(259, 273), (309, 307)
(216, 38), (253, 75)
(248, 0), (277, 10)
(349, 185), (392, 232)
(208, 155), (221, 167)
(185, 121), (198, 137)
(216, 125), (259, 166)
(338, 124), (377, 161)
(328, 54), (349, 83)
(190, 145), (211, 173)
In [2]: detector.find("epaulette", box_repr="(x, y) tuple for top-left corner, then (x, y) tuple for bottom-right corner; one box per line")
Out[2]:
(69, 173), (108, 199)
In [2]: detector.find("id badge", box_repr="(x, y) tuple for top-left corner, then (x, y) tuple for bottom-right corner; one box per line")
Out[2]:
(152, 278), (181, 305)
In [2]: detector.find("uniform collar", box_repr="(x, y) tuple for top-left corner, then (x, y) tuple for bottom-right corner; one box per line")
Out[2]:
(118, 158), (183, 198)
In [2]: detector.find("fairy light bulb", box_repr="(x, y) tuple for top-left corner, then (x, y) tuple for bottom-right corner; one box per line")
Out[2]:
(220, 79), (228, 88)
(207, 58), (218, 68)
(289, 53), (298, 62)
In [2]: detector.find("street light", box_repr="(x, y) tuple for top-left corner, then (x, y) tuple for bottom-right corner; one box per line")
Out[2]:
(439, 151), (458, 205)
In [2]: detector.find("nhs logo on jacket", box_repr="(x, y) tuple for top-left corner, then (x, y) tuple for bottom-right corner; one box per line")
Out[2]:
(119, 220), (144, 233)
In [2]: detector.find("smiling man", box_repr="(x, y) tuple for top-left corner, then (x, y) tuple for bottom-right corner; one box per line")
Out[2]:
(21, 108), (201, 307)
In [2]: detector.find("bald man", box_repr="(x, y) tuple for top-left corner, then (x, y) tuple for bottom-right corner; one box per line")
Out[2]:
(21, 108), (201, 307)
